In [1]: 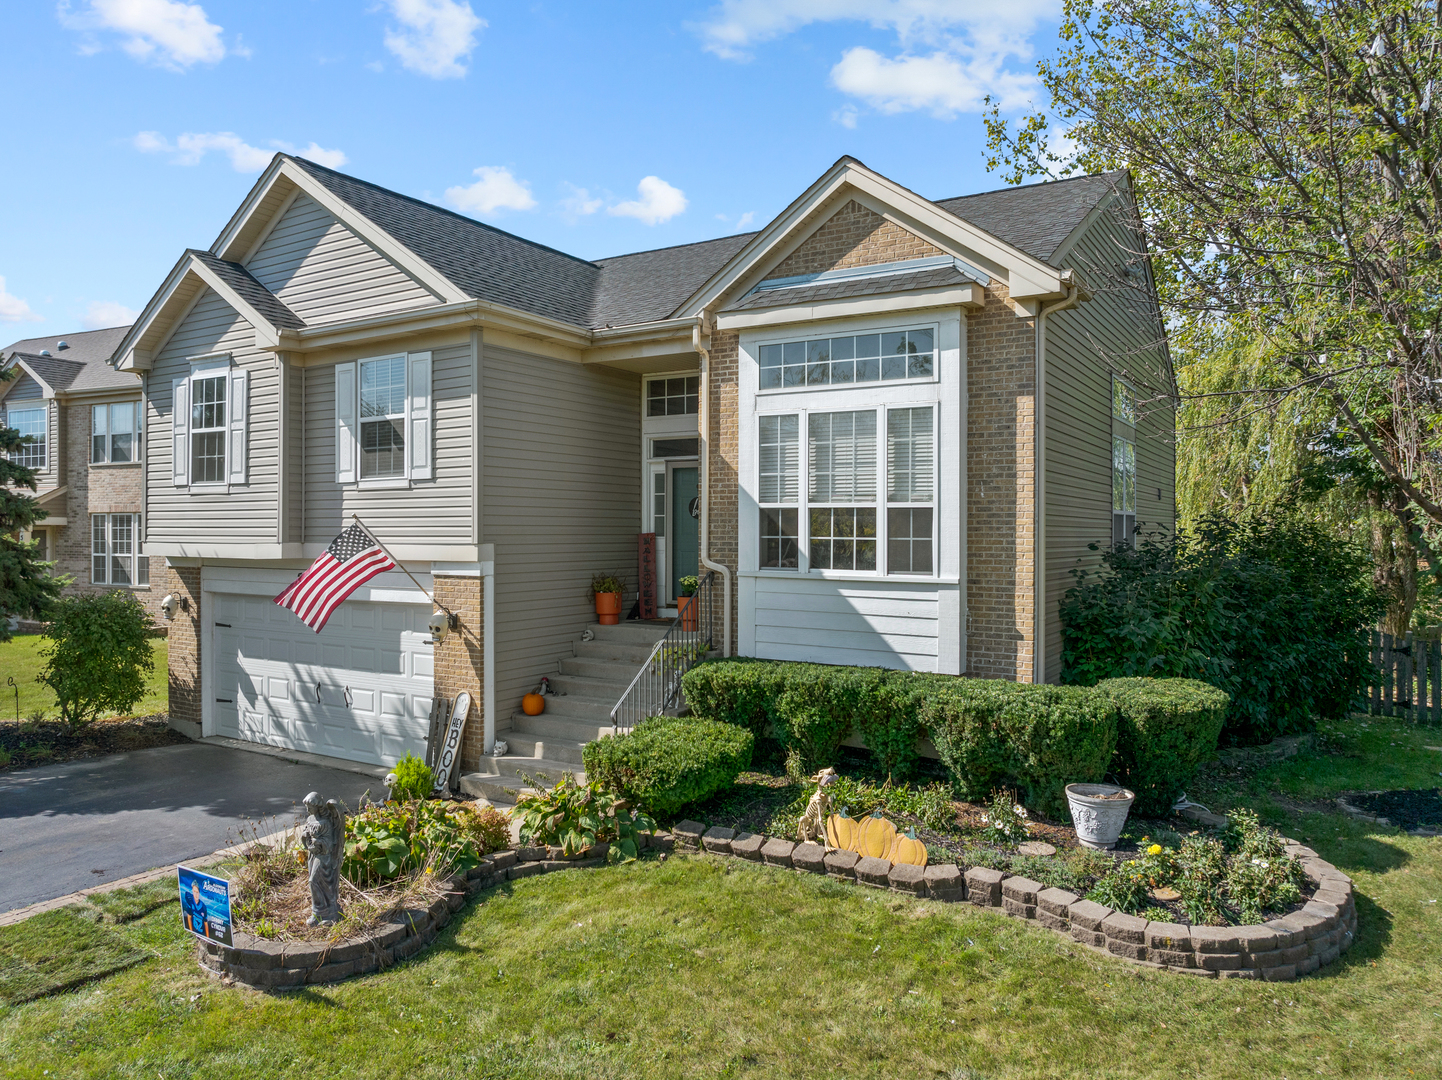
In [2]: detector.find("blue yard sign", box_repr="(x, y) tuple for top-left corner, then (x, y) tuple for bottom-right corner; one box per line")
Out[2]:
(178, 866), (233, 946)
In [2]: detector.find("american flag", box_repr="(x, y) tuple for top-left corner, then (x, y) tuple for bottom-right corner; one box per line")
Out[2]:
(274, 524), (396, 632)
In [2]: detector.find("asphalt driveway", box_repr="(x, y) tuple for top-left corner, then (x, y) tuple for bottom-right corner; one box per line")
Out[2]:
(0, 742), (382, 912)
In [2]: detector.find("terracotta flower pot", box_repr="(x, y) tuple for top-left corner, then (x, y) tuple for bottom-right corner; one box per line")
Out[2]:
(595, 591), (622, 625)
(678, 594), (698, 630)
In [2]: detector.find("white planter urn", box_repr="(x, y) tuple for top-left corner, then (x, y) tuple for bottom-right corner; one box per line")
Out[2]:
(1065, 783), (1136, 850)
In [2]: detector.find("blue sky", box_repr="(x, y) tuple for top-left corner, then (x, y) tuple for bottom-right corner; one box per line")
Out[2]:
(2, 1), (1062, 340)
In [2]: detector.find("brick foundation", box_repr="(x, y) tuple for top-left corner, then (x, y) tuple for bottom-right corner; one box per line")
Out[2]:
(432, 574), (485, 772)
(164, 564), (203, 729)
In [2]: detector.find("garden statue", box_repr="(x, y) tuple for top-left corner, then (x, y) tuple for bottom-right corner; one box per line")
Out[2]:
(797, 767), (837, 845)
(301, 791), (345, 925)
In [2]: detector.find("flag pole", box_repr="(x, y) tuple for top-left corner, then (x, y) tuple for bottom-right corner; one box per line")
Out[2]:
(351, 514), (455, 618)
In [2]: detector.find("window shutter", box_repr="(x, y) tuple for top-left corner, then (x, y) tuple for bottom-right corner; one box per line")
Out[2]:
(171, 377), (189, 487)
(227, 367), (249, 485)
(407, 351), (432, 481)
(335, 362), (358, 484)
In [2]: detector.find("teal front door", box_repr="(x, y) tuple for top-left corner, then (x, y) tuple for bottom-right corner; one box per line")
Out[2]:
(670, 465), (699, 603)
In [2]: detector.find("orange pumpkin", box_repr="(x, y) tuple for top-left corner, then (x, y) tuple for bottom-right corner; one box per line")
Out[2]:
(855, 810), (897, 860)
(888, 826), (927, 867)
(521, 692), (545, 716)
(826, 807), (858, 852)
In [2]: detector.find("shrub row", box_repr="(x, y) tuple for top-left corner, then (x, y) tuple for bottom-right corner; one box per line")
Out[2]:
(581, 717), (754, 817)
(681, 660), (1229, 818)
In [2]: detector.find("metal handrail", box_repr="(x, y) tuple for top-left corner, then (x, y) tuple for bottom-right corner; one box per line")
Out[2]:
(610, 570), (715, 734)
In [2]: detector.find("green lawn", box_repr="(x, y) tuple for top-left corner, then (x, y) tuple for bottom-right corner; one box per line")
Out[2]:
(0, 634), (167, 722)
(2, 718), (1440, 1078)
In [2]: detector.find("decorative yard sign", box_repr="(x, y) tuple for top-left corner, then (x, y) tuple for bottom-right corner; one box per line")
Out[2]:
(638, 532), (657, 620)
(432, 691), (471, 794)
(825, 808), (927, 867)
(178, 865), (233, 946)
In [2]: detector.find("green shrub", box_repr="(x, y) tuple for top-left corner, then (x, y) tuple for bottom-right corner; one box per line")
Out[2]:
(512, 774), (654, 862)
(1059, 515), (1385, 744)
(680, 658), (788, 740)
(342, 798), (483, 884)
(920, 680), (1118, 817)
(582, 718), (753, 817)
(38, 592), (155, 730)
(1099, 677), (1230, 816)
(389, 752), (434, 801)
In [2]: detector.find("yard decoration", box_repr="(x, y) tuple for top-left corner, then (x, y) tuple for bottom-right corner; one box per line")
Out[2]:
(796, 767), (837, 844)
(301, 792), (345, 925)
(886, 826), (927, 867)
(855, 809), (897, 860)
(1065, 783), (1135, 850)
(432, 691), (471, 794)
(825, 807), (858, 852)
(522, 692), (545, 716)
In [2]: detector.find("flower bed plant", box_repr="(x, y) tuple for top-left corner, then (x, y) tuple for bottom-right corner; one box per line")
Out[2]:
(512, 774), (655, 861)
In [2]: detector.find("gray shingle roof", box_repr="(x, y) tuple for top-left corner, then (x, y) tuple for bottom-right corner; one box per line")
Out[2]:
(723, 263), (975, 312)
(6, 350), (140, 394)
(591, 234), (757, 327)
(188, 249), (306, 330)
(934, 171), (1126, 263)
(2, 325), (131, 367)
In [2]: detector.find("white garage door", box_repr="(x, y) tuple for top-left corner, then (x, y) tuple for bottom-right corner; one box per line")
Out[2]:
(211, 593), (435, 768)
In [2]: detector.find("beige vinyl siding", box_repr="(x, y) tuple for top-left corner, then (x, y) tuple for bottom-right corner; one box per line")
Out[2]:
(284, 361), (304, 544)
(302, 341), (473, 546)
(1044, 204), (1175, 683)
(482, 344), (641, 721)
(7, 372), (46, 400)
(245, 193), (440, 325)
(145, 288), (279, 544)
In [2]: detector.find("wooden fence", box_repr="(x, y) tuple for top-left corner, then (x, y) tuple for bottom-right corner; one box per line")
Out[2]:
(1363, 631), (1442, 724)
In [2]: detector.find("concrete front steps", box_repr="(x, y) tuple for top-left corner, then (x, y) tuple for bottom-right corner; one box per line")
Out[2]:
(459, 620), (670, 805)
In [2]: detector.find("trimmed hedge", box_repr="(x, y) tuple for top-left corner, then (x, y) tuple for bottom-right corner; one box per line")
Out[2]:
(1099, 677), (1230, 816)
(581, 717), (754, 817)
(919, 681), (1118, 818)
(681, 659), (1226, 819)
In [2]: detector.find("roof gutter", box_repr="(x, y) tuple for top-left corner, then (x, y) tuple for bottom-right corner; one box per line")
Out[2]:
(693, 310), (731, 657)
(1033, 271), (1083, 685)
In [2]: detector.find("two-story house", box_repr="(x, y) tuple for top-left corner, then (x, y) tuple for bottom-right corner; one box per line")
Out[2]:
(0, 326), (159, 619)
(112, 154), (1172, 790)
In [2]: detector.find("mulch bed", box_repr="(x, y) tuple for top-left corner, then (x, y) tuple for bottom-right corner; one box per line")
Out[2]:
(0, 714), (186, 771)
(1346, 788), (1442, 831)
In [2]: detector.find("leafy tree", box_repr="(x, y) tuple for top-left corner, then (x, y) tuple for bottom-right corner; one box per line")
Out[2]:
(0, 365), (64, 636)
(986, 0), (1442, 591)
(38, 592), (156, 729)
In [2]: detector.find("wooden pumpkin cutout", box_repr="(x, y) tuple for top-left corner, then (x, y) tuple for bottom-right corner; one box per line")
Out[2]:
(826, 807), (858, 852)
(888, 826), (927, 867)
(856, 810), (897, 860)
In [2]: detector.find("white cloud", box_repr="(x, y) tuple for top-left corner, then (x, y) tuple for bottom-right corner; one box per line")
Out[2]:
(558, 183), (603, 222)
(834, 104), (859, 128)
(82, 300), (140, 330)
(133, 131), (348, 172)
(609, 177), (688, 226)
(0, 278), (42, 324)
(59, 0), (227, 71)
(735, 211), (757, 230)
(382, 0), (485, 79)
(831, 45), (1037, 116)
(444, 166), (537, 216)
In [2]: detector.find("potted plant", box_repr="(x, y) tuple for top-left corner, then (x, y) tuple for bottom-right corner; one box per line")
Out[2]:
(590, 571), (624, 625)
(677, 574), (699, 631)
(1065, 782), (1136, 850)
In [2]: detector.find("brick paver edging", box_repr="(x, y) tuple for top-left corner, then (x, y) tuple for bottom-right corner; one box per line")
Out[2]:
(671, 820), (1357, 982)
(195, 832), (679, 989)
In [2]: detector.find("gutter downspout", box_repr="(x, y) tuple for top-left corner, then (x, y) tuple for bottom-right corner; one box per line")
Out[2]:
(694, 312), (732, 657)
(482, 555), (496, 755)
(1034, 275), (1082, 685)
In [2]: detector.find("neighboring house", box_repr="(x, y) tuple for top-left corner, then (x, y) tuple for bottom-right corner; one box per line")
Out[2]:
(114, 153), (1173, 791)
(0, 326), (159, 619)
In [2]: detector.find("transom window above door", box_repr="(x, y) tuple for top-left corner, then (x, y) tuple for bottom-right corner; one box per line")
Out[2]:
(758, 326), (935, 390)
(647, 376), (699, 416)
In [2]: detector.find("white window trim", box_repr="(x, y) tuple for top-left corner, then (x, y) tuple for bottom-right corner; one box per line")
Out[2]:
(335, 351), (433, 489)
(91, 400), (142, 466)
(173, 356), (247, 492)
(738, 313), (961, 584)
(91, 513), (148, 588)
(7, 402), (48, 471)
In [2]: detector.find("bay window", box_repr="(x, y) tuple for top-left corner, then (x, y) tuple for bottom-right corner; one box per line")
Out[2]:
(92, 514), (148, 586)
(886, 408), (935, 574)
(808, 410), (876, 571)
(757, 414), (799, 569)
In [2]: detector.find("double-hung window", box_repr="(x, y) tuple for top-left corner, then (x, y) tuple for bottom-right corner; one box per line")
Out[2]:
(8, 406), (46, 470)
(335, 352), (433, 486)
(190, 375), (227, 483)
(172, 360), (247, 489)
(92, 514), (148, 587)
(887, 408), (935, 574)
(757, 415), (800, 569)
(1112, 377), (1137, 546)
(92, 402), (140, 464)
(808, 411), (876, 571)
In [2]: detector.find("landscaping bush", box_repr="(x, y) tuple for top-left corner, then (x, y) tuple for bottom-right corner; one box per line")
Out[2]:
(1099, 677), (1230, 816)
(680, 657), (788, 739)
(37, 592), (155, 730)
(512, 774), (654, 862)
(1059, 514), (1384, 744)
(582, 717), (753, 817)
(919, 680), (1118, 817)
(388, 752), (434, 801)
(343, 798), (485, 885)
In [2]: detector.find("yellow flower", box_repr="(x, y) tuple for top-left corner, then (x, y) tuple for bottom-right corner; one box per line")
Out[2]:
(1148, 844), (1162, 856)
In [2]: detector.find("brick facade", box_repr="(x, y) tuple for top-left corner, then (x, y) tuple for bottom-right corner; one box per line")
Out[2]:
(163, 563), (203, 729)
(769, 200), (944, 280)
(432, 574), (485, 772)
(705, 329), (740, 655)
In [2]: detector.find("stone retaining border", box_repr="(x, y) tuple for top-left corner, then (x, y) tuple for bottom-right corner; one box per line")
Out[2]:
(671, 818), (1358, 982)
(196, 832), (679, 989)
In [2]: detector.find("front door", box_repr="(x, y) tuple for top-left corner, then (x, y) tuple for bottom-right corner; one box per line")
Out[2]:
(669, 464), (699, 602)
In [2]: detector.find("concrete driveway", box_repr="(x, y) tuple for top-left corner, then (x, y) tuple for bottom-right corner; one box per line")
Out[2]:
(0, 741), (383, 912)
